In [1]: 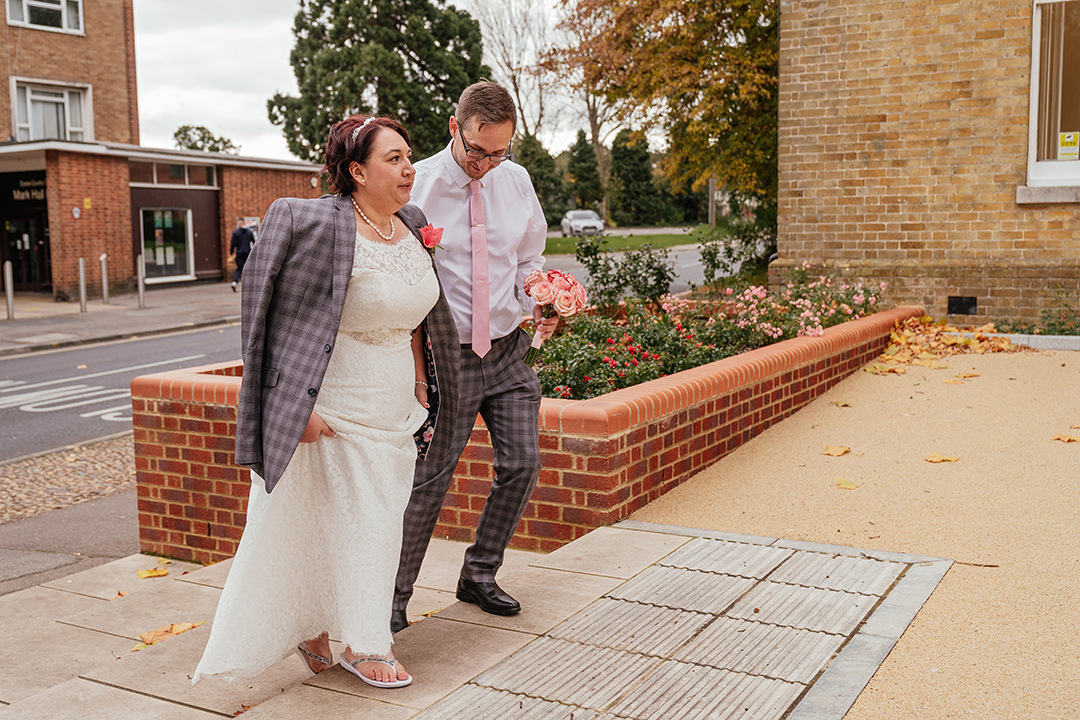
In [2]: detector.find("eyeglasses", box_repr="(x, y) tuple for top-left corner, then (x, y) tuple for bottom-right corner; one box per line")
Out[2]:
(457, 126), (512, 164)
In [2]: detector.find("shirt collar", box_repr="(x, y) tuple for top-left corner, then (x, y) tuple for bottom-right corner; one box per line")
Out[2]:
(439, 140), (493, 191)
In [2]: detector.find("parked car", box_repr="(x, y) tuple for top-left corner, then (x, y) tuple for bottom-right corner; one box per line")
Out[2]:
(560, 210), (605, 237)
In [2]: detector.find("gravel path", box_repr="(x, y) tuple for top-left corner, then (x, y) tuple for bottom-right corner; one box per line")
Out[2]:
(0, 434), (135, 524)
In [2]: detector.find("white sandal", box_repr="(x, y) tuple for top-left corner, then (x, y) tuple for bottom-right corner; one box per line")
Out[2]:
(341, 655), (412, 688)
(294, 643), (333, 676)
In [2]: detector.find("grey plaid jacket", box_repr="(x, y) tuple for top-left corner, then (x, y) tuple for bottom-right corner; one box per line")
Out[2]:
(235, 194), (460, 494)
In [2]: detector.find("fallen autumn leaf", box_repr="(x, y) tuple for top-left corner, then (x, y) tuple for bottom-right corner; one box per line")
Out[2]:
(925, 452), (959, 463)
(137, 567), (168, 579)
(823, 446), (851, 457)
(1052, 434), (1079, 443)
(837, 477), (859, 490)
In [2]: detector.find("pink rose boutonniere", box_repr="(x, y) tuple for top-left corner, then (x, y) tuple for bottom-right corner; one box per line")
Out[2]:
(419, 223), (445, 254)
(521, 269), (589, 366)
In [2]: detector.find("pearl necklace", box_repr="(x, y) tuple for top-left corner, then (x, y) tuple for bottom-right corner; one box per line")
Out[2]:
(352, 196), (395, 241)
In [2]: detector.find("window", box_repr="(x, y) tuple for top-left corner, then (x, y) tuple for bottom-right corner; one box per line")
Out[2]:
(6, 0), (82, 33)
(140, 208), (194, 282)
(1028, 0), (1080, 186)
(14, 82), (88, 142)
(128, 161), (217, 188)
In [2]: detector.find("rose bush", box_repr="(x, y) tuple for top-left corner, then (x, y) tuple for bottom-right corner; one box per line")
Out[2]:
(532, 267), (884, 400)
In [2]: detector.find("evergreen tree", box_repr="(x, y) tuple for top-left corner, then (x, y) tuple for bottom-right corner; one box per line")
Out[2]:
(173, 125), (240, 154)
(609, 129), (662, 226)
(268, 0), (489, 162)
(566, 129), (604, 210)
(515, 134), (568, 227)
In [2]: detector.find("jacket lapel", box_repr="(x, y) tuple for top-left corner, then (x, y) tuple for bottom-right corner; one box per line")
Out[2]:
(331, 195), (356, 327)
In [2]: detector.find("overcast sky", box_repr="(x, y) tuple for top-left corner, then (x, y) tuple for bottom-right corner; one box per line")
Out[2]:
(131, 0), (578, 162)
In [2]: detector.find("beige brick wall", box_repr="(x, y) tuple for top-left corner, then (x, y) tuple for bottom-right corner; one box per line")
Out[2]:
(0, 0), (138, 144)
(774, 0), (1080, 323)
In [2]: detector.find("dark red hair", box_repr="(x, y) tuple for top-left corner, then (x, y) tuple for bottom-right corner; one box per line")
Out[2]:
(322, 115), (411, 196)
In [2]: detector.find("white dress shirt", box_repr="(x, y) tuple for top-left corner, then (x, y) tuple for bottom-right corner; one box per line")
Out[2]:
(411, 142), (548, 345)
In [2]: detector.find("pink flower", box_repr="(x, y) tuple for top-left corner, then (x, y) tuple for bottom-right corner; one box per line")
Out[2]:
(570, 283), (588, 311)
(551, 274), (574, 292)
(420, 224), (443, 249)
(523, 270), (545, 296)
(553, 291), (577, 317)
(531, 280), (557, 305)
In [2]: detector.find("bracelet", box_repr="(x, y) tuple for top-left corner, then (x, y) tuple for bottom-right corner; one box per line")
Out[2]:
(415, 380), (428, 387)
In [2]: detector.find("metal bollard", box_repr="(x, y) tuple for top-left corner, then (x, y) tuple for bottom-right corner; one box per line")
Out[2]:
(99, 253), (109, 305)
(78, 258), (87, 313)
(4, 260), (12, 320)
(137, 254), (146, 309)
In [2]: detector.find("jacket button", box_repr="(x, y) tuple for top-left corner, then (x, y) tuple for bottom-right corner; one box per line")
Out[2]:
(308, 388), (317, 397)
(324, 344), (332, 353)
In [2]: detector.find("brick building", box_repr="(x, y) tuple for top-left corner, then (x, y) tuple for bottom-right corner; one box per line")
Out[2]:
(772, 0), (1080, 322)
(0, 0), (320, 298)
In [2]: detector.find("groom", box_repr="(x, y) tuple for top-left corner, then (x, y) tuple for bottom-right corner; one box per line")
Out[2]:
(392, 82), (558, 631)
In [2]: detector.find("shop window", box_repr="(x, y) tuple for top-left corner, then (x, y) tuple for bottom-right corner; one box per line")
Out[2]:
(1028, 0), (1080, 186)
(128, 161), (218, 188)
(6, 0), (82, 33)
(14, 82), (88, 142)
(140, 208), (194, 283)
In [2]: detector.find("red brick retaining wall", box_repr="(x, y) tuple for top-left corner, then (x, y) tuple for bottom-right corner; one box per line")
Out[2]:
(131, 306), (923, 563)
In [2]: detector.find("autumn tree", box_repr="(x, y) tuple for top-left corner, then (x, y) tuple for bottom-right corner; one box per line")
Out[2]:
(566, 130), (604, 210)
(173, 125), (240, 154)
(553, 0), (779, 222)
(268, 0), (488, 162)
(515, 134), (568, 227)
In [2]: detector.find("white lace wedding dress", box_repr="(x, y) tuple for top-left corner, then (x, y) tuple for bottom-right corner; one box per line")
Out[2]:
(193, 232), (438, 683)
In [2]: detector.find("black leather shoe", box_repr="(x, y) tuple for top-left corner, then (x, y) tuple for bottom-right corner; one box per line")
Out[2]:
(390, 608), (409, 634)
(456, 576), (521, 616)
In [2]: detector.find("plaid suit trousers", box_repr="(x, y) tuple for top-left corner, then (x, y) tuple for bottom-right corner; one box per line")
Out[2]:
(394, 328), (541, 610)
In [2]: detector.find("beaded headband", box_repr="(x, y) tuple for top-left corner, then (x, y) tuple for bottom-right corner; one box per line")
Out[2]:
(351, 116), (377, 141)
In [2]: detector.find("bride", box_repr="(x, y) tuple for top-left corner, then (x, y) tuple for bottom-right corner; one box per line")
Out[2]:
(193, 114), (459, 688)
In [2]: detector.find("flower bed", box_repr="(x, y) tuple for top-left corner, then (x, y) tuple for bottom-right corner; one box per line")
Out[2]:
(130, 306), (922, 564)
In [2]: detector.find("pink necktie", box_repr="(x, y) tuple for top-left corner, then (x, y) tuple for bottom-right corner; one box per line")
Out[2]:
(469, 179), (491, 358)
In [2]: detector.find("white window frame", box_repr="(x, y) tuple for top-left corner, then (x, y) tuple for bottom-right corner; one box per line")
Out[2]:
(6, 0), (84, 34)
(139, 207), (196, 284)
(128, 161), (219, 190)
(1027, 0), (1080, 187)
(10, 77), (92, 143)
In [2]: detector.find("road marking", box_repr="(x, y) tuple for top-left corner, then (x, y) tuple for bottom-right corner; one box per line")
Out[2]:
(79, 404), (132, 422)
(0, 354), (205, 394)
(21, 389), (132, 412)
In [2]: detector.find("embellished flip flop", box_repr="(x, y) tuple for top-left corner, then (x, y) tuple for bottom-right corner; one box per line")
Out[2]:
(294, 643), (333, 676)
(341, 655), (412, 688)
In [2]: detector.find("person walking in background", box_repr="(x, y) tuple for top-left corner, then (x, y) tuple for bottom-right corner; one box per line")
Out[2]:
(229, 222), (255, 291)
(392, 81), (559, 632)
(194, 114), (460, 688)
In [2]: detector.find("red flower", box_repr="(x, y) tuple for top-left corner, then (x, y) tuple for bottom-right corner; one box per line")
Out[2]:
(420, 224), (444, 253)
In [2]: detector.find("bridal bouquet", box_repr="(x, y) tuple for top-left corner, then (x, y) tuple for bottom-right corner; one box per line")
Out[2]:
(522, 269), (588, 366)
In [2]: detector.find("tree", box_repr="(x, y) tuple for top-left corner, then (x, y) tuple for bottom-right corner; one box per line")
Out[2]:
(267, 0), (489, 162)
(515, 134), (567, 227)
(609, 129), (662, 227)
(464, 0), (553, 138)
(173, 125), (240, 154)
(553, 0), (778, 211)
(566, 130), (604, 210)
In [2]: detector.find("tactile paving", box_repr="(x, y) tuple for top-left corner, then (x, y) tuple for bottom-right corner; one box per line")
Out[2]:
(729, 581), (875, 635)
(412, 683), (597, 720)
(549, 597), (711, 656)
(660, 537), (793, 578)
(607, 564), (756, 614)
(675, 616), (845, 683)
(767, 551), (905, 596)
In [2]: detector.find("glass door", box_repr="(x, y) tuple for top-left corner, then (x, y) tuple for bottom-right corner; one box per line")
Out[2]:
(3, 212), (50, 290)
(140, 208), (194, 282)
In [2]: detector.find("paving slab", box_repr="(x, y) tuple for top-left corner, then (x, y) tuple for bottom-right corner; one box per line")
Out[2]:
(239, 684), (415, 719)
(0, 678), (223, 720)
(410, 537), (538, 594)
(82, 621), (310, 717)
(174, 557), (232, 590)
(55, 576), (221, 640)
(43, 553), (203, 600)
(529, 525), (690, 578)
(413, 684), (597, 720)
(308, 616), (534, 710)
(435, 564), (621, 635)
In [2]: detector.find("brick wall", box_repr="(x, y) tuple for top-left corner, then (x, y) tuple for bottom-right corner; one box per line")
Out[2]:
(218, 167), (321, 271)
(774, 0), (1080, 323)
(131, 306), (922, 564)
(0, 0), (138, 144)
(46, 150), (133, 300)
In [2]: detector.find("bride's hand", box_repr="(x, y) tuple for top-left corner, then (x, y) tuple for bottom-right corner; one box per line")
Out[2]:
(414, 381), (430, 409)
(299, 410), (336, 443)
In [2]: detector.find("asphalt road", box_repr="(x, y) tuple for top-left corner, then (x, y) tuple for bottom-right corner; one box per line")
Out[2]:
(0, 324), (242, 462)
(547, 243), (708, 295)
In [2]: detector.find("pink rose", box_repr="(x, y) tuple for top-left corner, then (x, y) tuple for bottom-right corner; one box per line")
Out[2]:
(551, 274), (573, 292)
(531, 281), (557, 305)
(420, 224), (443, 250)
(523, 269), (545, 296)
(553, 291), (577, 317)
(570, 283), (588, 311)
